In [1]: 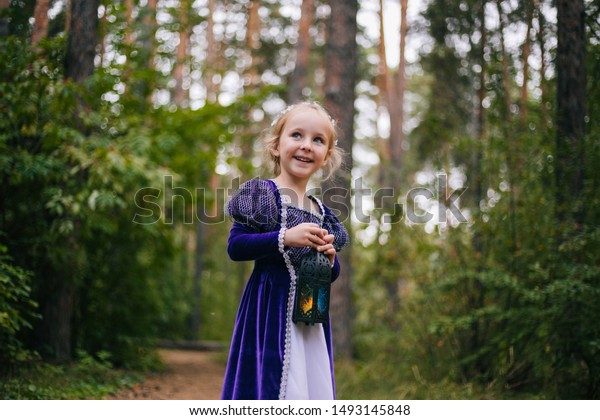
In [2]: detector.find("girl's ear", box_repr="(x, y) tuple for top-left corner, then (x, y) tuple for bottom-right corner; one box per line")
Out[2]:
(272, 139), (280, 157)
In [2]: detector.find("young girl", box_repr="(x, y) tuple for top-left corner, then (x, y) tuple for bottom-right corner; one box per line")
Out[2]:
(221, 101), (349, 400)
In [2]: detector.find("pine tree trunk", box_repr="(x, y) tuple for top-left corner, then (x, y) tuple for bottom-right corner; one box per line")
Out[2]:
(31, 0), (50, 46)
(173, 0), (190, 106)
(466, 0), (487, 377)
(495, 0), (511, 118)
(535, 0), (550, 123)
(244, 0), (261, 89)
(40, 279), (76, 361)
(376, 0), (391, 187)
(555, 0), (586, 229)
(65, 0), (100, 83)
(323, 0), (358, 359)
(240, 0), (261, 161)
(40, 0), (100, 360)
(520, 0), (534, 119)
(390, 0), (408, 181)
(289, 0), (315, 102)
(65, 0), (71, 33)
(124, 0), (135, 48)
(0, 0), (8, 37)
(204, 0), (219, 103)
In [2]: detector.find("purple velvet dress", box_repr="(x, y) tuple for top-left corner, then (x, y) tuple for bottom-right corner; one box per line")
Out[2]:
(221, 178), (349, 400)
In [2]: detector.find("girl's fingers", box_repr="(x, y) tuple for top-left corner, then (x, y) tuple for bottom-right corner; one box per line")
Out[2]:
(317, 244), (335, 253)
(308, 232), (325, 245)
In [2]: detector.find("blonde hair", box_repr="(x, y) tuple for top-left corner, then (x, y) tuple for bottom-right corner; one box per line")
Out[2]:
(262, 101), (343, 181)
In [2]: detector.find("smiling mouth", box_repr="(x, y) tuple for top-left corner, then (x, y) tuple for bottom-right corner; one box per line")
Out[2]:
(294, 156), (313, 163)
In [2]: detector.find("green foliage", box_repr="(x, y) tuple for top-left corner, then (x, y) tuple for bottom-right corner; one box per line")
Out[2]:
(0, 29), (276, 373)
(0, 245), (40, 369)
(348, 0), (600, 400)
(0, 350), (144, 399)
(0, 35), (178, 368)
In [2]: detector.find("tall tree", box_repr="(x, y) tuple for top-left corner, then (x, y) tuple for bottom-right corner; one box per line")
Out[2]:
(65, 0), (100, 84)
(38, 0), (100, 361)
(31, 0), (50, 46)
(204, 0), (220, 104)
(555, 0), (586, 231)
(244, 0), (261, 90)
(376, 0), (391, 186)
(173, 0), (191, 106)
(289, 0), (315, 102)
(520, 0), (535, 119)
(535, 0), (550, 123)
(0, 0), (8, 37)
(390, 0), (408, 181)
(323, 0), (358, 359)
(124, 0), (135, 47)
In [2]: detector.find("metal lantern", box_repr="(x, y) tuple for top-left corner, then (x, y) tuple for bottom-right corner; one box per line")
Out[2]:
(293, 249), (332, 325)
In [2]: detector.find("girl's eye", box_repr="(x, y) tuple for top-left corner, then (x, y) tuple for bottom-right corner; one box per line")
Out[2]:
(291, 132), (302, 138)
(314, 137), (325, 144)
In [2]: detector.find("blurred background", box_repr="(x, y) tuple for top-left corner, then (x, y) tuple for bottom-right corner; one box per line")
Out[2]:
(0, 0), (598, 399)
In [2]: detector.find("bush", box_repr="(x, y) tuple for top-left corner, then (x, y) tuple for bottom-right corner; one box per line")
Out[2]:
(0, 244), (39, 371)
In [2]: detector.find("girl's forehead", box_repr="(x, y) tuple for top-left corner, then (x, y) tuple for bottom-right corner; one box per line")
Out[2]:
(284, 106), (332, 128)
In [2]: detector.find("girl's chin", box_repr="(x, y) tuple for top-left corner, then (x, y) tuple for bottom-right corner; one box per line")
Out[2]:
(283, 168), (318, 179)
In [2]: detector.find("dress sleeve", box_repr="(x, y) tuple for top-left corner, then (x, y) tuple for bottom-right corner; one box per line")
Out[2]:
(322, 208), (350, 252)
(226, 178), (278, 231)
(226, 178), (281, 261)
(227, 222), (280, 261)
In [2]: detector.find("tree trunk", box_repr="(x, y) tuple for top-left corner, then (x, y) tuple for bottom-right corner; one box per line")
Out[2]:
(520, 0), (534, 119)
(124, 0), (135, 48)
(65, 0), (100, 83)
(555, 0), (586, 229)
(189, 219), (205, 340)
(173, 0), (190, 106)
(64, 0), (71, 33)
(390, 0), (408, 181)
(474, 0), (487, 375)
(323, 0), (358, 359)
(40, 0), (100, 362)
(40, 280), (76, 361)
(244, 0), (261, 90)
(535, 0), (550, 124)
(0, 0), (8, 37)
(495, 0), (512, 118)
(240, 0), (261, 161)
(31, 0), (50, 46)
(376, 0), (391, 187)
(289, 0), (315, 102)
(204, 0), (220, 103)
(496, 0), (518, 260)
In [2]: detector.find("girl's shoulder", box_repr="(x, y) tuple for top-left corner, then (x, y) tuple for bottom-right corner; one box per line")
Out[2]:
(320, 202), (342, 223)
(226, 177), (279, 229)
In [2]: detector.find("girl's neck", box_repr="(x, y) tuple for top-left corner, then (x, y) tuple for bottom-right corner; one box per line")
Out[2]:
(272, 174), (314, 210)
(273, 174), (308, 194)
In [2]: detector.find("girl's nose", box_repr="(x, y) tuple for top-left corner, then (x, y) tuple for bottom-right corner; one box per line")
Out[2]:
(300, 138), (312, 150)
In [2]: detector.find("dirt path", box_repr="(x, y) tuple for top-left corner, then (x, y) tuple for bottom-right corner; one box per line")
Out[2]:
(108, 349), (225, 400)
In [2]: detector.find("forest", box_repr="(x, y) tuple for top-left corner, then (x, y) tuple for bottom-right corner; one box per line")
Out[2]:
(1, 0), (599, 400)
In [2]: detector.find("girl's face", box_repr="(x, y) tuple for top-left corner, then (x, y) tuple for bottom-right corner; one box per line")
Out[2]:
(273, 106), (333, 182)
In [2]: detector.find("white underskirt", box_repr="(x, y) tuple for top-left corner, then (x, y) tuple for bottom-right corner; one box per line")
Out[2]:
(284, 321), (334, 400)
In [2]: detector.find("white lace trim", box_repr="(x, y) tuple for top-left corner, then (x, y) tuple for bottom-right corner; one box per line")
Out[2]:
(276, 185), (325, 400)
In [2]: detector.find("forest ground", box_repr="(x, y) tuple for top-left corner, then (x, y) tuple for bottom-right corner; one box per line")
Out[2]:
(107, 349), (225, 400)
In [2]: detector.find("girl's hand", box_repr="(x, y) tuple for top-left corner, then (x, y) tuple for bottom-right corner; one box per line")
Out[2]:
(317, 230), (336, 265)
(283, 223), (327, 248)
(283, 225), (336, 265)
